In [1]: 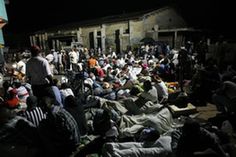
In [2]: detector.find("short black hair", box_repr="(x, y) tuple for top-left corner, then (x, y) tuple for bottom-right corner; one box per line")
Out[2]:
(30, 45), (41, 57)
(143, 80), (152, 91)
(182, 118), (200, 137)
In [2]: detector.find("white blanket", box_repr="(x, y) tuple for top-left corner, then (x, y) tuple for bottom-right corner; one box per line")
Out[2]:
(103, 136), (172, 157)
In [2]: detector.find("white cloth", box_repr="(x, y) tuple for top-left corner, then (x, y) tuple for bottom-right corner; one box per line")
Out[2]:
(60, 88), (74, 103)
(45, 54), (54, 63)
(140, 86), (158, 103)
(53, 51), (58, 63)
(16, 86), (29, 103)
(154, 81), (169, 99)
(16, 60), (26, 75)
(104, 136), (172, 157)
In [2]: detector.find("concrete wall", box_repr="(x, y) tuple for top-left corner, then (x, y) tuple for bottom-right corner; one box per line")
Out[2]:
(105, 21), (129, 51)
(81, 26), (101, 48)
(31, 7), (191, 52)
(143, 14), (156, 33)
(129, 20), (144, 46)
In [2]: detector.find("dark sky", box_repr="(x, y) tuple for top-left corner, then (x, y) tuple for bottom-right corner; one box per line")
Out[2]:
(4, 0), (171, 33)
(3, 0), (236, 37)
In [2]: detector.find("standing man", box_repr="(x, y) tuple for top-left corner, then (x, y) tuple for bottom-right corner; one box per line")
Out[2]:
(52, 49), (59, 72)
(69, 47), (79, 71)
(26, 45), (54, 99)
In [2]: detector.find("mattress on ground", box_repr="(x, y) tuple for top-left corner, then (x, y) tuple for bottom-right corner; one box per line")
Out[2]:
(169, 103), (198, 117)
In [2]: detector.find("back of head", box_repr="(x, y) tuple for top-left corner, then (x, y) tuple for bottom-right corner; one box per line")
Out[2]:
(0, 106), (13, 124)
(182, 118), (200, 138)
(30, 45), (41, 57)
(143, 80), (152, 91)
(13, 81), (21, 88)
(60, 82), (70, 89)
(26, 95), (38, 109)
(64, 95), (77, 107)
(140, 128), (160, 142)
(3, 80), (11, 90)
(152, 74), (162, 83)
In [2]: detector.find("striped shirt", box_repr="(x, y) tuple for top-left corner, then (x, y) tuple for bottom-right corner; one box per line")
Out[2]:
(52, 106), (80, 145)
(23, 107), (47, 127)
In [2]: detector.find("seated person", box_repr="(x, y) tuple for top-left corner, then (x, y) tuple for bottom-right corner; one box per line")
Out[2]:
(0, 105), (43, 157)
(4, 88), (20, 109)
(212, 78), (236, 114)
(176, 118), (229, 157)
(152, 75), (169, 103)
(135, 80), (158, 107)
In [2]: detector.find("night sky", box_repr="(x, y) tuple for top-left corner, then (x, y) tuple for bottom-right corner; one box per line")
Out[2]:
(4, 0), (171, 33)
(3, 0), (236, 46)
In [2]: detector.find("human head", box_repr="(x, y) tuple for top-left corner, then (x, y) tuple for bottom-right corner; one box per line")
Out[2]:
(64, 95), (77, 107)
(182, 118), (200, 138)
(3, 81), (11, 91)
(0, 106), (13, 124)
(60, 82), (70, 89)
(26, 95), (38, 110)
(143, 80), (152, 92)
(152, 74), (162, 83)
(30, 45), (41, 57)
(13, 80), (21, 88)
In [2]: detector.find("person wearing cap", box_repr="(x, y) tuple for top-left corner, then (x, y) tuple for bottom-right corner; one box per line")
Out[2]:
(26, 45), (55, 100)
(13, 81), (29, 103)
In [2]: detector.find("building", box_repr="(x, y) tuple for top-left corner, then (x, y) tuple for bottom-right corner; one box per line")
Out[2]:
(30, 6), (202, 53)
(0, 0), (8, 63)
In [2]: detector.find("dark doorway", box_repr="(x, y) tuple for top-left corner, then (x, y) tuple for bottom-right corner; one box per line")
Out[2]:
(115, 30), (120, 53)
(97, 31), (102, 49)
(48, 39), (53, 50)
(89, 32), (94, 49)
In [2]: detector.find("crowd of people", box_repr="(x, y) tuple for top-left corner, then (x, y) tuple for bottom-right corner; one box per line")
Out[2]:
(0, 40), (235, 157)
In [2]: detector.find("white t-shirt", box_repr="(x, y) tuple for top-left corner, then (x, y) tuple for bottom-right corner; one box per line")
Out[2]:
(69, 50), (78, 64)
(16, 60), (26, 75)
(155, 81), (169, 99)
(26, 56), (52, 85)
(60, 88), (74, 103)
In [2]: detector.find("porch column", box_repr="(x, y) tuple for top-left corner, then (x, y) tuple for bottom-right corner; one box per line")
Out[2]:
(39, 34), (43, 49)
(94, 29), (97, 50)
(30, 36), (33, 46)
(56, 40), (60, 50)
(52, 40), (56, 50)
(42, 34), (46, 51)
(174, 31), (178, 49)
(101, 24), (106, 53)
(77, 28), (83, 44)
(119, 27), (123, 52)
(32, 36), (37, 45)
(45, 33), (48, 50)
(154, 25), (159, 41)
